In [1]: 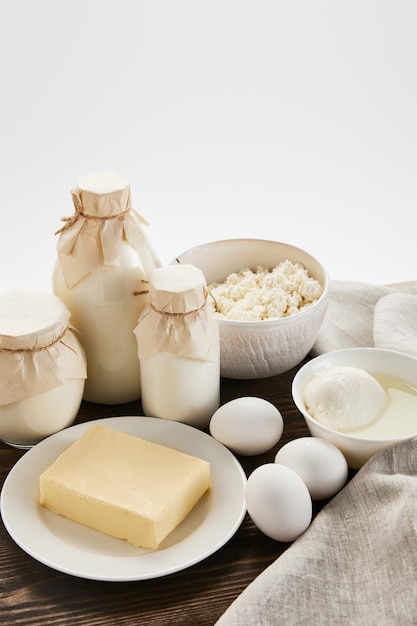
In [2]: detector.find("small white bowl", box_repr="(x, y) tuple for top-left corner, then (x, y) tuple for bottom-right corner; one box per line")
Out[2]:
(175, 238), (329, 379)
(292, 347), (417, 469)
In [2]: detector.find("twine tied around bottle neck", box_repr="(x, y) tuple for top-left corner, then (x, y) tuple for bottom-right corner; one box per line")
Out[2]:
(133, 280), (150, 297)
(54, 189), (150, 236)
(148, 289), (212, 316)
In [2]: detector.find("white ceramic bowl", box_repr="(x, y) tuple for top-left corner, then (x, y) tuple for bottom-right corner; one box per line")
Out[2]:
(175, 238), (330, 379)
(292, 347), (417, 469)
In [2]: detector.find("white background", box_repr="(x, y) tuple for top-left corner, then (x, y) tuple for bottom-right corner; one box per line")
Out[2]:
(1, 0), (416, 294)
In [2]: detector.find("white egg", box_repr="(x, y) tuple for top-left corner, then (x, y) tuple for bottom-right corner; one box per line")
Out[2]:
(274, 437), (348, 500)
(209, 397), (283, 455)
(245, 463), (312, 542)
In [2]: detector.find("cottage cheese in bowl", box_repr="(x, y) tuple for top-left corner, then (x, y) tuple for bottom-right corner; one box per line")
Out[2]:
(207, 261), (323, 321)
(175, 239), (329, 379)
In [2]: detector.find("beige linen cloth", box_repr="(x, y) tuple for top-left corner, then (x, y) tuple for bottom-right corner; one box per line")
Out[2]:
(216, 280), (417, 626)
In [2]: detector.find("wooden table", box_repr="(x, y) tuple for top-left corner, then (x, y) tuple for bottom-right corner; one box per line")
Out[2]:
(0, 360), (355, 626)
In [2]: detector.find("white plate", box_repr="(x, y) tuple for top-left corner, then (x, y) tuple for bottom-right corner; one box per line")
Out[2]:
(0, 416), (247, 581)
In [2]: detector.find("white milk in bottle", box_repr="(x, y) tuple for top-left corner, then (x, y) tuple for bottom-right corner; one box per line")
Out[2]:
(53, 172), (161, 404)
(134, 264), (220, 428)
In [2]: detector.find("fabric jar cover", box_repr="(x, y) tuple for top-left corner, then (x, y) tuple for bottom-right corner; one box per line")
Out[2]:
(0, 289), (86, 405)
(134, 264), (219, 362)
(55, 171), (161, 288)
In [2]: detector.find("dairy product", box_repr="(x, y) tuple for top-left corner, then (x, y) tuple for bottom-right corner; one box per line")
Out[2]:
(135, 264), (220, 428)
(140, 352), (220, 428)
(39, 424), (211, 549)
(0, 380), (85, 448)
(53, 258), (148, 404)
(344, 373), (417, 439)
(53, 171), (161, 404)
(207, 261), (323, 321)
(303, 366), (387, 432)
(0, 289), (86, 448)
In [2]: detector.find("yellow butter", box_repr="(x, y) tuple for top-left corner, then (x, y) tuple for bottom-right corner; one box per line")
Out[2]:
(39, 424), (211, 549)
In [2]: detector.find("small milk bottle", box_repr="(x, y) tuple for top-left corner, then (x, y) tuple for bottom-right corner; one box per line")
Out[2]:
(134, 264), (220, 428)
(0, 289), (87, 448)
(53, 171), (161, 404)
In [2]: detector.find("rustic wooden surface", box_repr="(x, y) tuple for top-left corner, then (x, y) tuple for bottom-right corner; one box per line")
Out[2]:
(0, 358), (355, 626)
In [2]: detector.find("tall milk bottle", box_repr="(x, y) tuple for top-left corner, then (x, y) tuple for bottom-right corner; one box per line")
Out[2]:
(53, 171), (161, 404)
(134, 264), (220, 428)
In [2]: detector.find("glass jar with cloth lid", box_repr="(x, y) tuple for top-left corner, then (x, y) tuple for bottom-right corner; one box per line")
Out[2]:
(53, 171), (161, 404)
(0, 289), (86, 448)
(134, 263), (220, 428)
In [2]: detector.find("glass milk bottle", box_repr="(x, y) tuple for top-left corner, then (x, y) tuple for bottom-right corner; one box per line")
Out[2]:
(53, 171), (161, 404)
(134, 264), (220, 428)
(0, 289), (86, 448)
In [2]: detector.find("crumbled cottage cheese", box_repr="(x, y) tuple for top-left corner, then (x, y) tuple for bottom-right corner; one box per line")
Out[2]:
(207, 261), (323, 321)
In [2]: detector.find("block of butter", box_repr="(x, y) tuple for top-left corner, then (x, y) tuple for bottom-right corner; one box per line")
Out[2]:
(39, 424), (211, 549)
